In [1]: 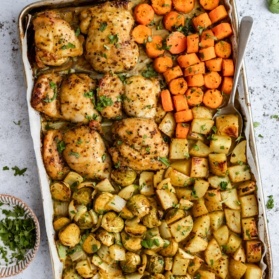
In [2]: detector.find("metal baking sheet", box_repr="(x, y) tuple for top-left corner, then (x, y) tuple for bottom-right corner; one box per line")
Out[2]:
(18, 0), (273, 278)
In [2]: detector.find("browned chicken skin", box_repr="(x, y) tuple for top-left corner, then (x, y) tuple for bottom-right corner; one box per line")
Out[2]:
(63, 126), (111, 180)
(42, 129), (70, 180)
(33, 11), (83, 67)
(80, 1), (139, 73)
(31, 73), (62, 119)
(109, 118), (169, 171)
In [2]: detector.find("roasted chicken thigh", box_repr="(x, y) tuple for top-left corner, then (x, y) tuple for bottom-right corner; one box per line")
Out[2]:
(33, 11), (83, 67)
(63, 126), (111, 180)
(123, 76), (160, 119)
(109, 118), (169, 171)
(80, 1), (139, 73)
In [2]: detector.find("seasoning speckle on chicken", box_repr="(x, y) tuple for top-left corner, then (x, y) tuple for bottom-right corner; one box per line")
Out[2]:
(33, 11), (83, 68)
(60, 74), (101, 123)
(43, 129), (70, 180)
(109, 118), (169, 171)
(31, 73), (62, 119)
(97, 74), (124, 119)
(123, 76), (160, 119)
(63, 126), (111, 180)
(80, 1), (139, 73)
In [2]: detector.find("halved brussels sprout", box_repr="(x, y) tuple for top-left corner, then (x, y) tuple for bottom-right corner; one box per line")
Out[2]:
(53, 217), (71, 231)
(59, 223), (80, 247)
(72, 187), (93, 205)
(62, 268), (82, 279)
(120, 252), (141, 273)
(63, 171), (83, 188)
(125, 223), (147, 238)
(121, 231), (142, 252)
(75, 259), (96, 278)
(94, 192), (114, 214)
(96, 228), (115, 247)
(146, 255), (164, 274)
(126, 195), (150, 218)
(82, 234), (101, 254)
(111, 167), (137, 187)
(50, 182), (71, 202)
(77, 212), (94, 230)
(101, 212), (124, 233)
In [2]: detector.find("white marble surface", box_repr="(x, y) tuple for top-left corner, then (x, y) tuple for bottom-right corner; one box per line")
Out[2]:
(0, 0), (278, 278)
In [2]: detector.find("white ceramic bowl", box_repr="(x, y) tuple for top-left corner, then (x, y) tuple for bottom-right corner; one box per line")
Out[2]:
(0, 194), (40, 277)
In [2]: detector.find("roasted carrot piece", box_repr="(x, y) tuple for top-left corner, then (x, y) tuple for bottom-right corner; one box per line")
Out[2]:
(205, 57), (222, 71)
(134, 4), (155, 25)
(222, 59), (234, 76)
(186, 87), (204, 106)
(176, 123), (190, 138)
(153, 56), (173, 73)
(186, 74), (205, 87)
(151, 0), (172, 15)
(204, 71), (222, 89)
(192, 13), (212, 31)
(174, 109), (193, 122)
(199, 46), (216, 61)
(212, 22), (233, 40)
(187, 33), (199, 53)
(163, 65), (183, 83)
(161, 89), (174, 111)
(163, 11), (185, 31)
(169, 77), (188, 95)
(173, 0), (195, 13)
(200, 0), (220, 10)
(173, 94), (189, 111)
(209, 5), (228, 24)
(132, 25), (152, 44)
(199, 30), (215, 48)
(184, 62), (205, 76)
(215, 40), (232, 58)
(203, 89), (223, 109)
(146, 35), (165, 58)
(177, 53), (200, 68)
(221, 77), (233, 94)
(166, 31), (187, 54)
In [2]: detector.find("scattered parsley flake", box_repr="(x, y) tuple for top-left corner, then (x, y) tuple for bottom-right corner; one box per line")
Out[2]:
(13, 120), (21, 126)
(11, 166), (27, 176)
(266, 195), (274, 209)
(2, 166), (9, 171)
(253, 122), (260, 128)
(99, 22), (107, 32)
(60, 42), (76, 50)
(158, 157), (170, 167)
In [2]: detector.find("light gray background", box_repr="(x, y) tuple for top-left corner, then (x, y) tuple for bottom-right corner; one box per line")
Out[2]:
(0, 0), (278, 278)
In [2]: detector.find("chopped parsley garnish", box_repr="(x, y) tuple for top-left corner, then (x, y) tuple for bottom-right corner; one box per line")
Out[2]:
(44, 81), (57, 103)
(108, 34), (119, 45)
(11, 166), (27, 176)
(258, 134), (264, 138)
(266, 195), (274, 209)
(219, 181), (228, 190)
(270, 114), (279, 119)
(253, 122), (260, 128)
(99, 22), (107, 32)
(13, 120), (21, 126)
(141, 238), (160, 249)
(57, 140), (66, 153)
(75, 27), (80, 37)
(0, 205), (36, 263)
(96, 96), (113, 111)
(269, 0), (279, 13)
(2, 166), (9, 171)
(69, 152), (80, 158)
(84, 91), (94, 98)
(157, 157), (170, 167)
(102, 154), (106, 162)
(60, 42), (76, 50)
(141, 64), (158, 79)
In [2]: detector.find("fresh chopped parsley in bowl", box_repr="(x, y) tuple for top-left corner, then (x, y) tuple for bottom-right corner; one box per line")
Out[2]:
(0, 194), (40, 277)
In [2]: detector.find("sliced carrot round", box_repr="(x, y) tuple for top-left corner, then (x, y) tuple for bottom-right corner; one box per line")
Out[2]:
(186, 87), (204, 106)
(161, 89), (174, 111)
(134, 4), (155, 25)
(151, 0), (172, 15)
(203, 89), (223, 109)
(173, 0), (195, 13)
(132, 25), (152, 44)
(166, 31), (187, 54)
(204, 71), (222, 89)
(145, 35), (165, 58)
(200, 0), (220, 10)
(163, 11), (185, 31)
(221, 77), (233, 94)
(169, 77), (188, 95)
(153, 56), (173, 73)
(215, 40), (232, 58)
